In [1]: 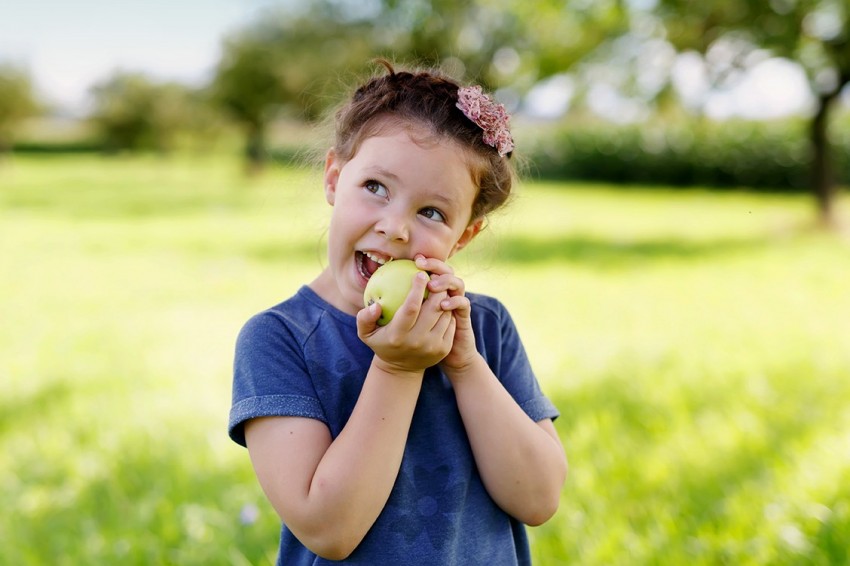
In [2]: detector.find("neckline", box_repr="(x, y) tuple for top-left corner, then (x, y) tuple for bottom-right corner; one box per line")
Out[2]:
(298, 285), (358, 326)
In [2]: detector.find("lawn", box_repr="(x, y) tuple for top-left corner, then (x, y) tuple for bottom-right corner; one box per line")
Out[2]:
(2, 154), (849, 565)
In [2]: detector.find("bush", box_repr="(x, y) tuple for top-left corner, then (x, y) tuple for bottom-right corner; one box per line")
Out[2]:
(12, 141), (104, 154)
(520, 116), (850, 191)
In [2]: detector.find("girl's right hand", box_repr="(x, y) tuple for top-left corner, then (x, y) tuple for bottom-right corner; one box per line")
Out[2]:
(356, 271), (455, 376)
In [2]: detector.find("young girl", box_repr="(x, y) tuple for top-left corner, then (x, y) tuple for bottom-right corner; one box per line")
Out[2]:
(229, 61), (567, 565)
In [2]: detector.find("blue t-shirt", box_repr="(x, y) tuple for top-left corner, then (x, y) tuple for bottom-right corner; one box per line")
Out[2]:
(229, 286), (559, 565)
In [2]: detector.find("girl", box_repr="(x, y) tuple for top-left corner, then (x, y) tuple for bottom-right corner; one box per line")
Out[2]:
(229, 61), (567, 565)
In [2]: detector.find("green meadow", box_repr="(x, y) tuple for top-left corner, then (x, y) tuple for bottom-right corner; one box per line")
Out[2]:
(2, 154), (849, 565)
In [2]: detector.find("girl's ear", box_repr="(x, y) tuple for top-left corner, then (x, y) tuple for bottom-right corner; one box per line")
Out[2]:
(324, 149), (341, 205)
(450, 217), (485, 257)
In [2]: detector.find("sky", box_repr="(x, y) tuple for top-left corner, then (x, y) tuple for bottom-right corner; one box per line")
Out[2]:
(0, 0), (285, 114)
(0, 0), (821, 120)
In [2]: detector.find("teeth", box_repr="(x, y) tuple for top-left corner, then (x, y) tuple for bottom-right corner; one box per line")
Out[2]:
(364, 252), (391, 265)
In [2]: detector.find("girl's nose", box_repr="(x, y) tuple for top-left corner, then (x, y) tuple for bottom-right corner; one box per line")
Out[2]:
(374, 213), (409, 242)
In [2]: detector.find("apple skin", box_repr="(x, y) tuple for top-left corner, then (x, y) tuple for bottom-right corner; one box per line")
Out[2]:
(363, 259), (429, 326)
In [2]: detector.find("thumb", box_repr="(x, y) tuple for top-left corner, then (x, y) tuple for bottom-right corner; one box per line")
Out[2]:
(356, 301), (382, 337)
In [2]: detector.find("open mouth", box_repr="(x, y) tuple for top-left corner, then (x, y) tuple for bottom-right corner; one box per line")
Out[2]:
(356, 251), (393, 280)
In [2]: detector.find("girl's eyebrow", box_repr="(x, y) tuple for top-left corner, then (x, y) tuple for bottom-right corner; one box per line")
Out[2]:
(431, 192), (460, 211)
(364, 166), (400, 182)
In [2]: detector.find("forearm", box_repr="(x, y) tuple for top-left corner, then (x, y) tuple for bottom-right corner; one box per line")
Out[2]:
(310, 364), (421, 522)
(446, 355), (567, 526)
(258, 363), (423, 560)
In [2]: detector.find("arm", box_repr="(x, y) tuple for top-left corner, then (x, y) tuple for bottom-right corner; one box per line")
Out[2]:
(419, 256), (567, 525)
(245, 362), (423, 560)
(444, 355), (567, 526)
(245, 273), (454, 560)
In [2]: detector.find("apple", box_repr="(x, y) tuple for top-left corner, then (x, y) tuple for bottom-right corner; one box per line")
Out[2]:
(363, 259), (429, 326)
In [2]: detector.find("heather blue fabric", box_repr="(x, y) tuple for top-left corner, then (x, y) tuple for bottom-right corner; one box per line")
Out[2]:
(230, 286), (559, 565)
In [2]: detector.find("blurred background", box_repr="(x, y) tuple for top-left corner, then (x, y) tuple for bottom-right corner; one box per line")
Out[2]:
(2, 0), (849, 564)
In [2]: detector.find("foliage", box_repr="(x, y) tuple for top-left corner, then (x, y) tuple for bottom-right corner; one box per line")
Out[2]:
(321, 0), (510, 86)
(355, 0), (624, 89)
(520, 115), (850, 190)
(655, 0), (849, 86)
(500, 0), (630, 82)
(208, 0), (629, 170)
(0, 63), (41, 153)
(652, 0), (850, 222)
(11, 140), (104, 154)
(88, 72), (221, 153)
(210, 7), (374, 169)
(2, 155), (850, 564)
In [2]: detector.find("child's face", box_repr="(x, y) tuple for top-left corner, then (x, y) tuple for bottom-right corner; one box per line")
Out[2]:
(321, 123), (482, 316)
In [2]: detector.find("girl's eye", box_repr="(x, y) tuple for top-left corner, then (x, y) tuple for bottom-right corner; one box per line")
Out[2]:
(419, 207), (446, 223)
(364, 180), (388, 198)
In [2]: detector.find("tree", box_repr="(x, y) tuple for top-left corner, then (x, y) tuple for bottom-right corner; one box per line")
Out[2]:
(0, 63), (40, 156)
(89, 71), (207, 153)
(654, 0), (849, 226)
(210, 0), (628, 173)
(356, 0), (525, 87)
(211, 7), (373, 173)
(355, 0), (631, 96)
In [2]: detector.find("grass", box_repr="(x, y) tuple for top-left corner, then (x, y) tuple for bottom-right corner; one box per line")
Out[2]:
(2, 154), (849, 565)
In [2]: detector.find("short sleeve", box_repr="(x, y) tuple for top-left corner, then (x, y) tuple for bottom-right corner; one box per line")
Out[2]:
(228, 312), (327, 447)
(474, 295), (560, 423)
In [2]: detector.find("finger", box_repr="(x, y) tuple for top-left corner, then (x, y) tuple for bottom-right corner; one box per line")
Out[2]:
(439, 295), (471, 315)
(430, 308), (455, 338)
(441, 314), (457, 343)
(393, 271), (430, 328)
(422, 288), (448, 307)
(356, 302), (382, 337)
(417, 290), (449, 330)
(415, 255), (454, 276)
(427, 273), (466, 296)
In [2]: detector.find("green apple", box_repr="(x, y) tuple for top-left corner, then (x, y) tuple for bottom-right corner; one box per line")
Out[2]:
(363, 259), (429, 326)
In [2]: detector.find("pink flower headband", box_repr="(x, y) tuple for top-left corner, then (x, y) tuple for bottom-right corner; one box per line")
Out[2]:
(456, 85), (515, 157)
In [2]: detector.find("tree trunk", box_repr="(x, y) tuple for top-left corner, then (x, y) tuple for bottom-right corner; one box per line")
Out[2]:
(244, 122), (267, 176)
(810, 91), (838, 227)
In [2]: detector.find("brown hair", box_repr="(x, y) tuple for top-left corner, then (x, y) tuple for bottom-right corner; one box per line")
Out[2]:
(332, 60), (515, 222)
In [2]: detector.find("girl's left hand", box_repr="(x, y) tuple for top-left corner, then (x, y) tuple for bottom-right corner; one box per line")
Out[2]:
(415, 255), (478, 372)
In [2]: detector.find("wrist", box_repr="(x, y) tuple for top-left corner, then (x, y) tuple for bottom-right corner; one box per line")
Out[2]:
(372, 357), (426, 381)
(441, 353), (486, 383)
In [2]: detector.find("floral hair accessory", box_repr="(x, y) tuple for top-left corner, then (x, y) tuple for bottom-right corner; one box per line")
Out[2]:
(456, 85), (514, 157)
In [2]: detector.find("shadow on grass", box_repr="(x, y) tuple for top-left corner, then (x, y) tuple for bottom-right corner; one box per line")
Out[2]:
(0, 157), (314, 220)
(238, 241), (323, 264)
(217, 233), (762, 271)
(2, 186), (246, 219)
(492, 234), (767, 268)
(163, 238), (322, 264)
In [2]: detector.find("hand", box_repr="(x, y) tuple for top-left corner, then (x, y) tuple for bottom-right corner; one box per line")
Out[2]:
(357, 270), (456, 376)
(413, 255), (479, 374)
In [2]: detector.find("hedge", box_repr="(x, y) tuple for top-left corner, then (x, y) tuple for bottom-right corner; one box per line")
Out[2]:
(11, 141), (104, 154)
(520, 117), (850, 191)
